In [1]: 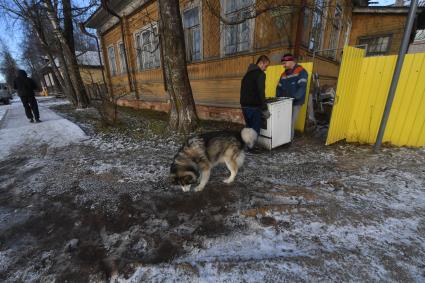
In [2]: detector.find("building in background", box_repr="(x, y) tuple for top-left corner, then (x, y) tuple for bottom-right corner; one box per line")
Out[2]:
(39, 51), (104, 97)
(350, 6), (425, 56)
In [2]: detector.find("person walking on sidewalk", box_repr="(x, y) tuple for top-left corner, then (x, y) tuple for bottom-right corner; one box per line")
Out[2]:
(13, 69), (41, 123)
(276, 54), (308, 140)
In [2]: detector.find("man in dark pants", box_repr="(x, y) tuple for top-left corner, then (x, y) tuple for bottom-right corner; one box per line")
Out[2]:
(13, 70), (41, 123)
(240, 55), (270, 138)
(276, 54), (308, 140)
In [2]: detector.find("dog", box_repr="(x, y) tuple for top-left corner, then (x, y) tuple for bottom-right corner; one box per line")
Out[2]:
(170, 128), (257, 192)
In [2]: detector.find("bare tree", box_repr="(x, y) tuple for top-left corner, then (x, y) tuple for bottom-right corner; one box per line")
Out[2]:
(0, 0), (95, 108)
(43, 0), (90, 107)
(0, 45), (18, 88)
(0, 1), (76, 104)
(158, 0), (198, 133)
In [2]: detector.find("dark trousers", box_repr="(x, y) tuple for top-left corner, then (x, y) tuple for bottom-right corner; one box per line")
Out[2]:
(20, 96), (40, 120)
(242, 107), (262, 135)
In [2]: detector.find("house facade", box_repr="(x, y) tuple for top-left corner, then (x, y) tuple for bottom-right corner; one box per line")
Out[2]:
(40, 51), (105, 97)
(86, 0), (368, 123)
(349, 6), (425, 56)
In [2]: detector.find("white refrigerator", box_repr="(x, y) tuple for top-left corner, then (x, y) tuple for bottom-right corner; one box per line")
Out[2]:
(257, 97), (293, 150)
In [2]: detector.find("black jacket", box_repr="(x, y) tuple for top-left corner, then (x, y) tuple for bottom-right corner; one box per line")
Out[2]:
(13, 70), (38, 97)
(240, 64), (267, 110)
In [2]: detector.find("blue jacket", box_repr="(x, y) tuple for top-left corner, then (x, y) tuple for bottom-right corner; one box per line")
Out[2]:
(276, 64), (308, 106)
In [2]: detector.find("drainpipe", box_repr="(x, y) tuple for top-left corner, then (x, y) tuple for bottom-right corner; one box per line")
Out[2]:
(79, 23), (107, 87)
(101, 0), (134, 93)
(374, 0), (418, 152)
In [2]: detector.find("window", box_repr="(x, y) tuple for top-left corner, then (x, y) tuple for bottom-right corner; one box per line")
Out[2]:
(358, 35), (392, 56)
(135, 25), (160, 70)
(327, 3), (343, 58)
(107, 45), (117, 76)
(118, 42), (126, 74)
(183, 7), (201, 62)
(309, 0), (327, 51)
(222, 0), (255, 55)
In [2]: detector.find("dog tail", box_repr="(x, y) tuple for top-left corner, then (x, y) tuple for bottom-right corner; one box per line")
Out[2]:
(241, 128), (257, 149)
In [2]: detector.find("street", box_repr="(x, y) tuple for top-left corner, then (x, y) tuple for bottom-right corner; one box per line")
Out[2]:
(0, 97), (424, 282)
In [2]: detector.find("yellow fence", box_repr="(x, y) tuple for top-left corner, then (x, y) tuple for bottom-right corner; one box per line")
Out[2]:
(326, 46), (425, 147)
(265, 62), (313, 132)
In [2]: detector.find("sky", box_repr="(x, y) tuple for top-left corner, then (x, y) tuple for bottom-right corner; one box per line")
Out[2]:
(0, 0), (400, 81)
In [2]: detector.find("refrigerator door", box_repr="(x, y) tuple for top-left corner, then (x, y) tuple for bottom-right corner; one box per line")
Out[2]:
(271, 98), (292, 148)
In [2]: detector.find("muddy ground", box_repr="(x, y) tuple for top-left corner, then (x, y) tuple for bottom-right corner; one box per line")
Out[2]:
(1, 99), (424, 282)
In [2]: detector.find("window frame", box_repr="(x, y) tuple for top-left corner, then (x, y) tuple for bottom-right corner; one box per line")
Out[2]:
(182, 3), (203, 62)
(358, 34), (393, 56)
(220, 0), (256, 57)
(308, 0), (328, 52)
(133, 23), (161, 71)
(117, 41), (127, 74)
(107, 44), (118, 76)
(327, 3), (343, 59)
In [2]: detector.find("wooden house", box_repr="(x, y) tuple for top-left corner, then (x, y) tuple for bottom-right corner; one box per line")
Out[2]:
(349, 6), (425, 56)
(85, 0), (370, 123)
(39, 51), (105, 97)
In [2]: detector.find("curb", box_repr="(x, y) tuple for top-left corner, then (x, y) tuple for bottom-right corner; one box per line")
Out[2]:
(0, 108), (9, 127)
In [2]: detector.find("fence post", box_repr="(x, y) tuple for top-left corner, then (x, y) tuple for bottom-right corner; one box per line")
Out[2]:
(374, 0), (418, 152)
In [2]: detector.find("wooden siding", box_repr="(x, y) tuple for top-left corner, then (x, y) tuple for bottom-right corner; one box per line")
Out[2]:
(79, 67), (104, 85)
(349, 13), (406, 55)
(99, 0), (354, 106)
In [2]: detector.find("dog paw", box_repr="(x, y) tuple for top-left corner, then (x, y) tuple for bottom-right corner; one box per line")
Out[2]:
(193, 185), (205, 192)
(181, 185), (191, 192)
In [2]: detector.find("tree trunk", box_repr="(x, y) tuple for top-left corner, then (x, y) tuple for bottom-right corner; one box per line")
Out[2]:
(158, 0), (198, 133)
(55, 52), (79, 105)
(43, 0), (90, 108)
(32, 27), (77, 104)
(62, 0), (75, 53)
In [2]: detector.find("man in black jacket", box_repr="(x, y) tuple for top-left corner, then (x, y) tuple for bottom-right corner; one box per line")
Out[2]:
(240, 55), (270, 135)
(13, 69), (41, 123)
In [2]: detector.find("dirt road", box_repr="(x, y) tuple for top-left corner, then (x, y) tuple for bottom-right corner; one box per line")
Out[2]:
(1, 98), (424, 282)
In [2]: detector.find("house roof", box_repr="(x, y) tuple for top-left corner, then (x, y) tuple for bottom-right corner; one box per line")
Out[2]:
(46, 51), (102, 69)
(76, 51), (103, 67)
(86, 0), (371, 32)
(85, 0), (152, 32)
(353, 6), (425, 29)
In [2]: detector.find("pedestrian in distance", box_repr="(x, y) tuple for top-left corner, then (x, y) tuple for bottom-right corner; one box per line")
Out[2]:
(13, 69), (41, 123)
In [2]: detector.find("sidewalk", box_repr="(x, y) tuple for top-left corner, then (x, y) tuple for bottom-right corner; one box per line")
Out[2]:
(0, 98), (88, 160)
(0, 107), (8, 126)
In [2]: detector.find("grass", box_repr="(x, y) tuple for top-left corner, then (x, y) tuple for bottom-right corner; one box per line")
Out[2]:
(50, 102), (244, 142)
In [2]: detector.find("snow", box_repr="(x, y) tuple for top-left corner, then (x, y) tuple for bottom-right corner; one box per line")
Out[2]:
(1, 98), (425, 282)
(0, 108), (8, 124)
(0, 99), (87, 160)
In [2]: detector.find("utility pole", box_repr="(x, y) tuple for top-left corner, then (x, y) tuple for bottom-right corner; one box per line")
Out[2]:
(373, 0), (418, 152)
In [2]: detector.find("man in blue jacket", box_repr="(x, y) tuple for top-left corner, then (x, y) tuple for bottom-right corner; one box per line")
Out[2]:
(276, 53), (308, 140)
